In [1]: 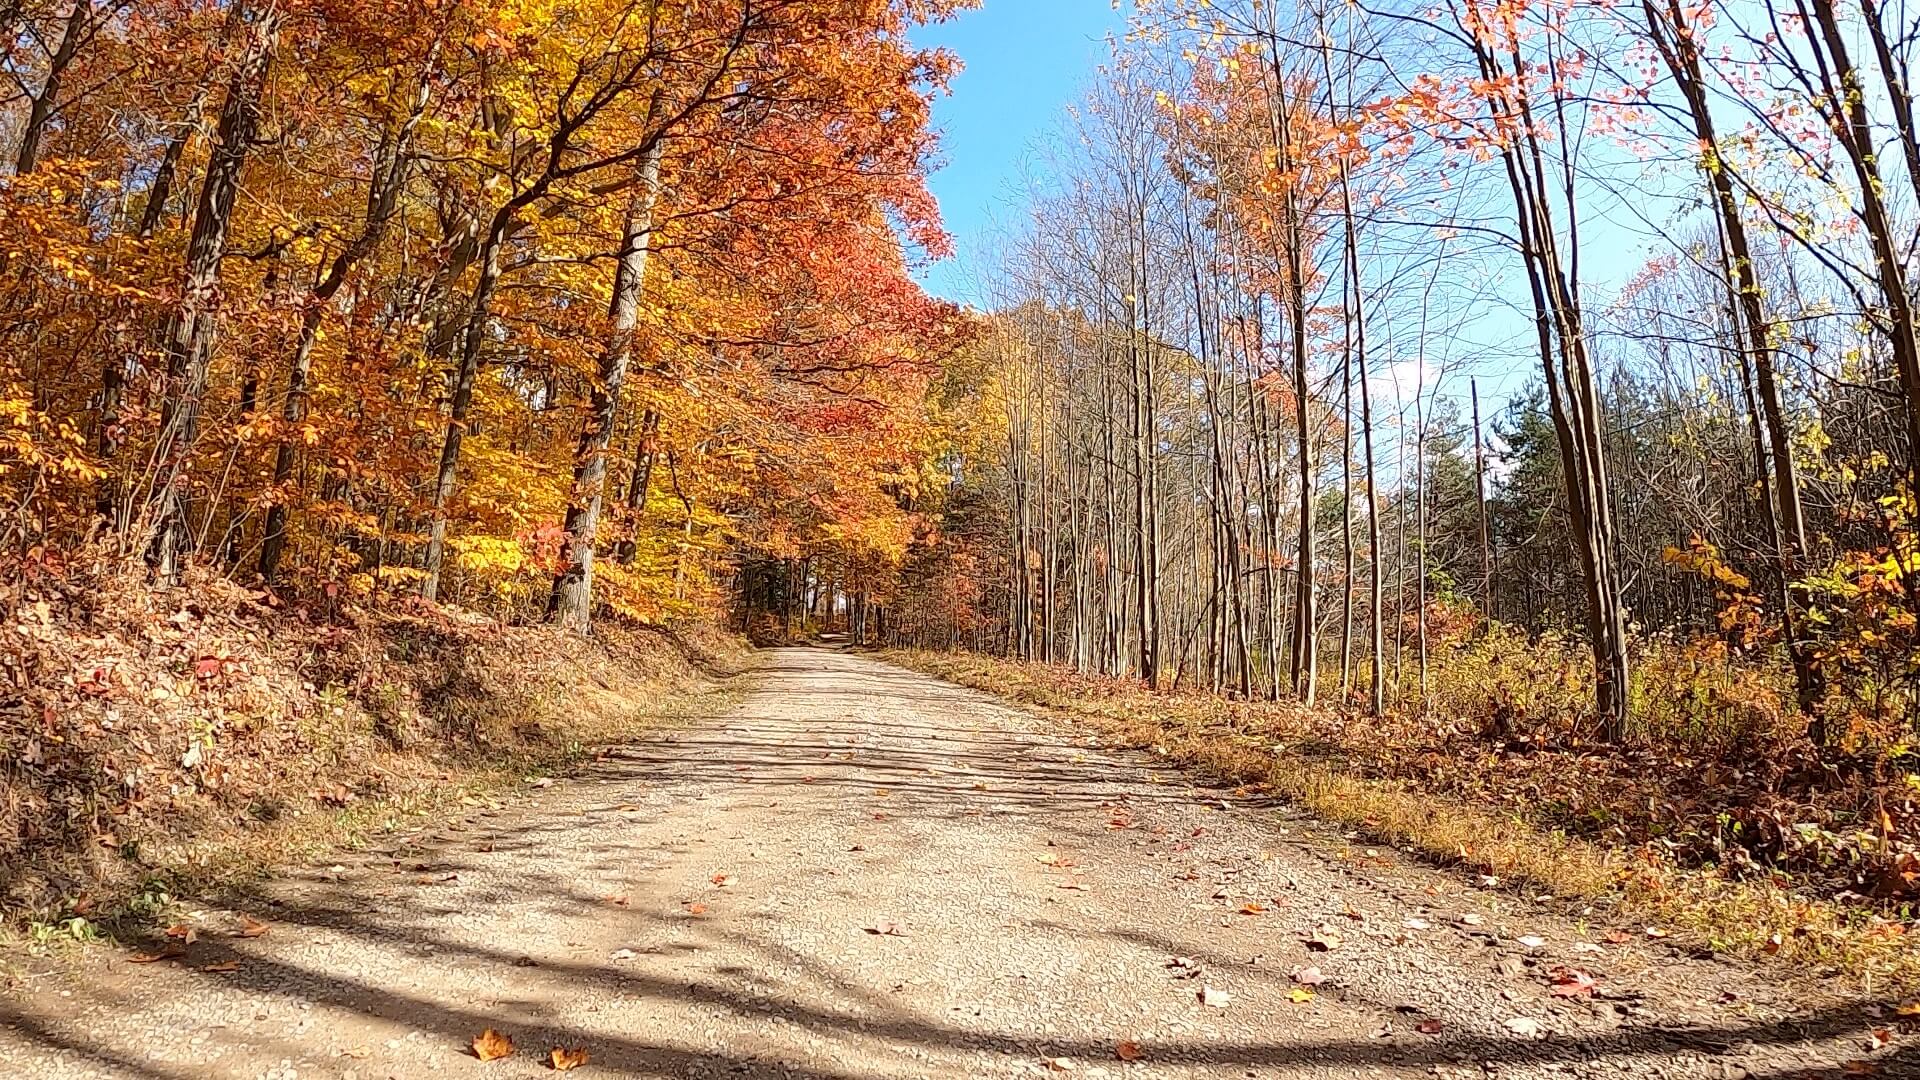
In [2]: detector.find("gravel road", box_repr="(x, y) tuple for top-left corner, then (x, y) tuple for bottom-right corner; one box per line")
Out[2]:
(0, 648), (1907, 1079)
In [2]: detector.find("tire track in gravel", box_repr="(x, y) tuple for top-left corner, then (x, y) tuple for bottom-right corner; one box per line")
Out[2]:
(0, 647), (1903, 1079)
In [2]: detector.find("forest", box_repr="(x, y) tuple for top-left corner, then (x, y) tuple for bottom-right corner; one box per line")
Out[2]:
(1, 0), (1919, 986)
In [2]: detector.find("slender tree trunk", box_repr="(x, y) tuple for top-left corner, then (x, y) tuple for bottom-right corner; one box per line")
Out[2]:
(549, 139), (664, 629)
(148, 7), (280, 583)
(15, 0), (94, 175)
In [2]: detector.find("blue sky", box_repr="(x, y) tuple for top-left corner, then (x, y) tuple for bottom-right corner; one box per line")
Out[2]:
(911, 2), (1126, 306)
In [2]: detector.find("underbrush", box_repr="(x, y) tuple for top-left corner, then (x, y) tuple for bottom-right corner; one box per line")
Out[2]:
(886, 637), (1920, 988)
(0, 550), (749, 930)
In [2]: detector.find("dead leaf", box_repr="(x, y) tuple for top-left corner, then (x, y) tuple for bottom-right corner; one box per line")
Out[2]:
(1043, 1058), (1075, 1072)
(684, 902), (708, 916)
(602, 894), (630, 907)
(1291, 966), (1326, 986)
(711, 874), (737, 887)
(1897, 1001), (1920, 1018)
(1286, 987), (1315, 1004)
(1198, 985), (1232, 1008)
(1643, 926), (1669, 939)
(127, 946), (183, 964)
(237, 916), (270, 938)
(471, 1029), (515, 1062)
(1239, 902), (1267, 915)
(1604, 930), (1632, 945)
(200, 960), (241, 973)
(164, 923), (198, 944)
(1416, 1018), (1445, 1035)
(1869, 1028), (1895, 1050)
(1115, 1039), (1144, 1062)
(1304, 927), (1341, 952)
(1516, 935), (1546, 950)
(863, 919), (906, 936)
(1548, 967), (1596, 998)
(550, 1046), (590, 1071)
(1504, 1017), (1544, 1039)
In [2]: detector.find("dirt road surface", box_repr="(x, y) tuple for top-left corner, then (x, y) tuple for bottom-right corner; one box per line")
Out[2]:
(0, 648), (1905, 1078)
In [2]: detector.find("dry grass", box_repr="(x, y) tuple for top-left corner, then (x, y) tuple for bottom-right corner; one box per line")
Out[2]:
(885, 648), (1920, 991)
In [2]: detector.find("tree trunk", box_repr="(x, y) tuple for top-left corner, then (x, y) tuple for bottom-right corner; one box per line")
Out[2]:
(148, 7), (279, 583)
(548, 139), (664, 629)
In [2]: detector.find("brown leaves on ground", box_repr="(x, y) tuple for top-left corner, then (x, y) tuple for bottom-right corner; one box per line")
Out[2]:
(549, 1046), (590, 1070)
(683, 901), (708, 915)
(1198, 985), (1232, 1008)
(471, 1029), (515, 1061)
(164, 923), (198, 944)
(1548, 967), (1597, 998)
(237, 916), (270, 938)
(711, 873), (737, 887)
(1115, 1039), (1145, 1062)
(863, 919), (907, 936)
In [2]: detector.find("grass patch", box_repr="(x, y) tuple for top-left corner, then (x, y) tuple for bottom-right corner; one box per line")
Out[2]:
(884, 648), (1918, 992)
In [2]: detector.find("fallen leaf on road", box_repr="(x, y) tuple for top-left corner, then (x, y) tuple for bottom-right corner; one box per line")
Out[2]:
(550, 1046), (590, 1071)
(711, 874), (737, 887)
(1304, 928), (1341, 952)
(684, 902), (708, 916)
(471, 1029), (515, 1061)
(1286, 987), (1315, 1004)
(1043, 1057), (1075, 1072)
(1898, 1001), (1920, 1018)
(1239, 902), (1267, 915)
(1403, 918), (1431, 931)
(864, 920), (907, 936)
(337, 1045), (371, 1059)
(1516, 935), (1546, 949)
(1604, 930), (1632, 944)
(164, 923), (198, 944)
(610, 949), (637, 961)
(1504, 1017), (1545, 1039)
(237, 916), (270, 938)
(200, 960), (240, 973)
(1548, 967), (1596, 998)
(1198, 985), (1232, 1008)
(602, 894), (630, 907)
(1058, 881), (1088, 891)
(1291, 966), (1326, 986)
(1869, 1028), (1895, 1050)
(1116, 1040), (1144, 1062)
(1417, 1018), (1445, 1035)
(128, 946), (183, 963)
(1844, 1062), (1881, 1075)
(1643, 926), (1669, 938)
